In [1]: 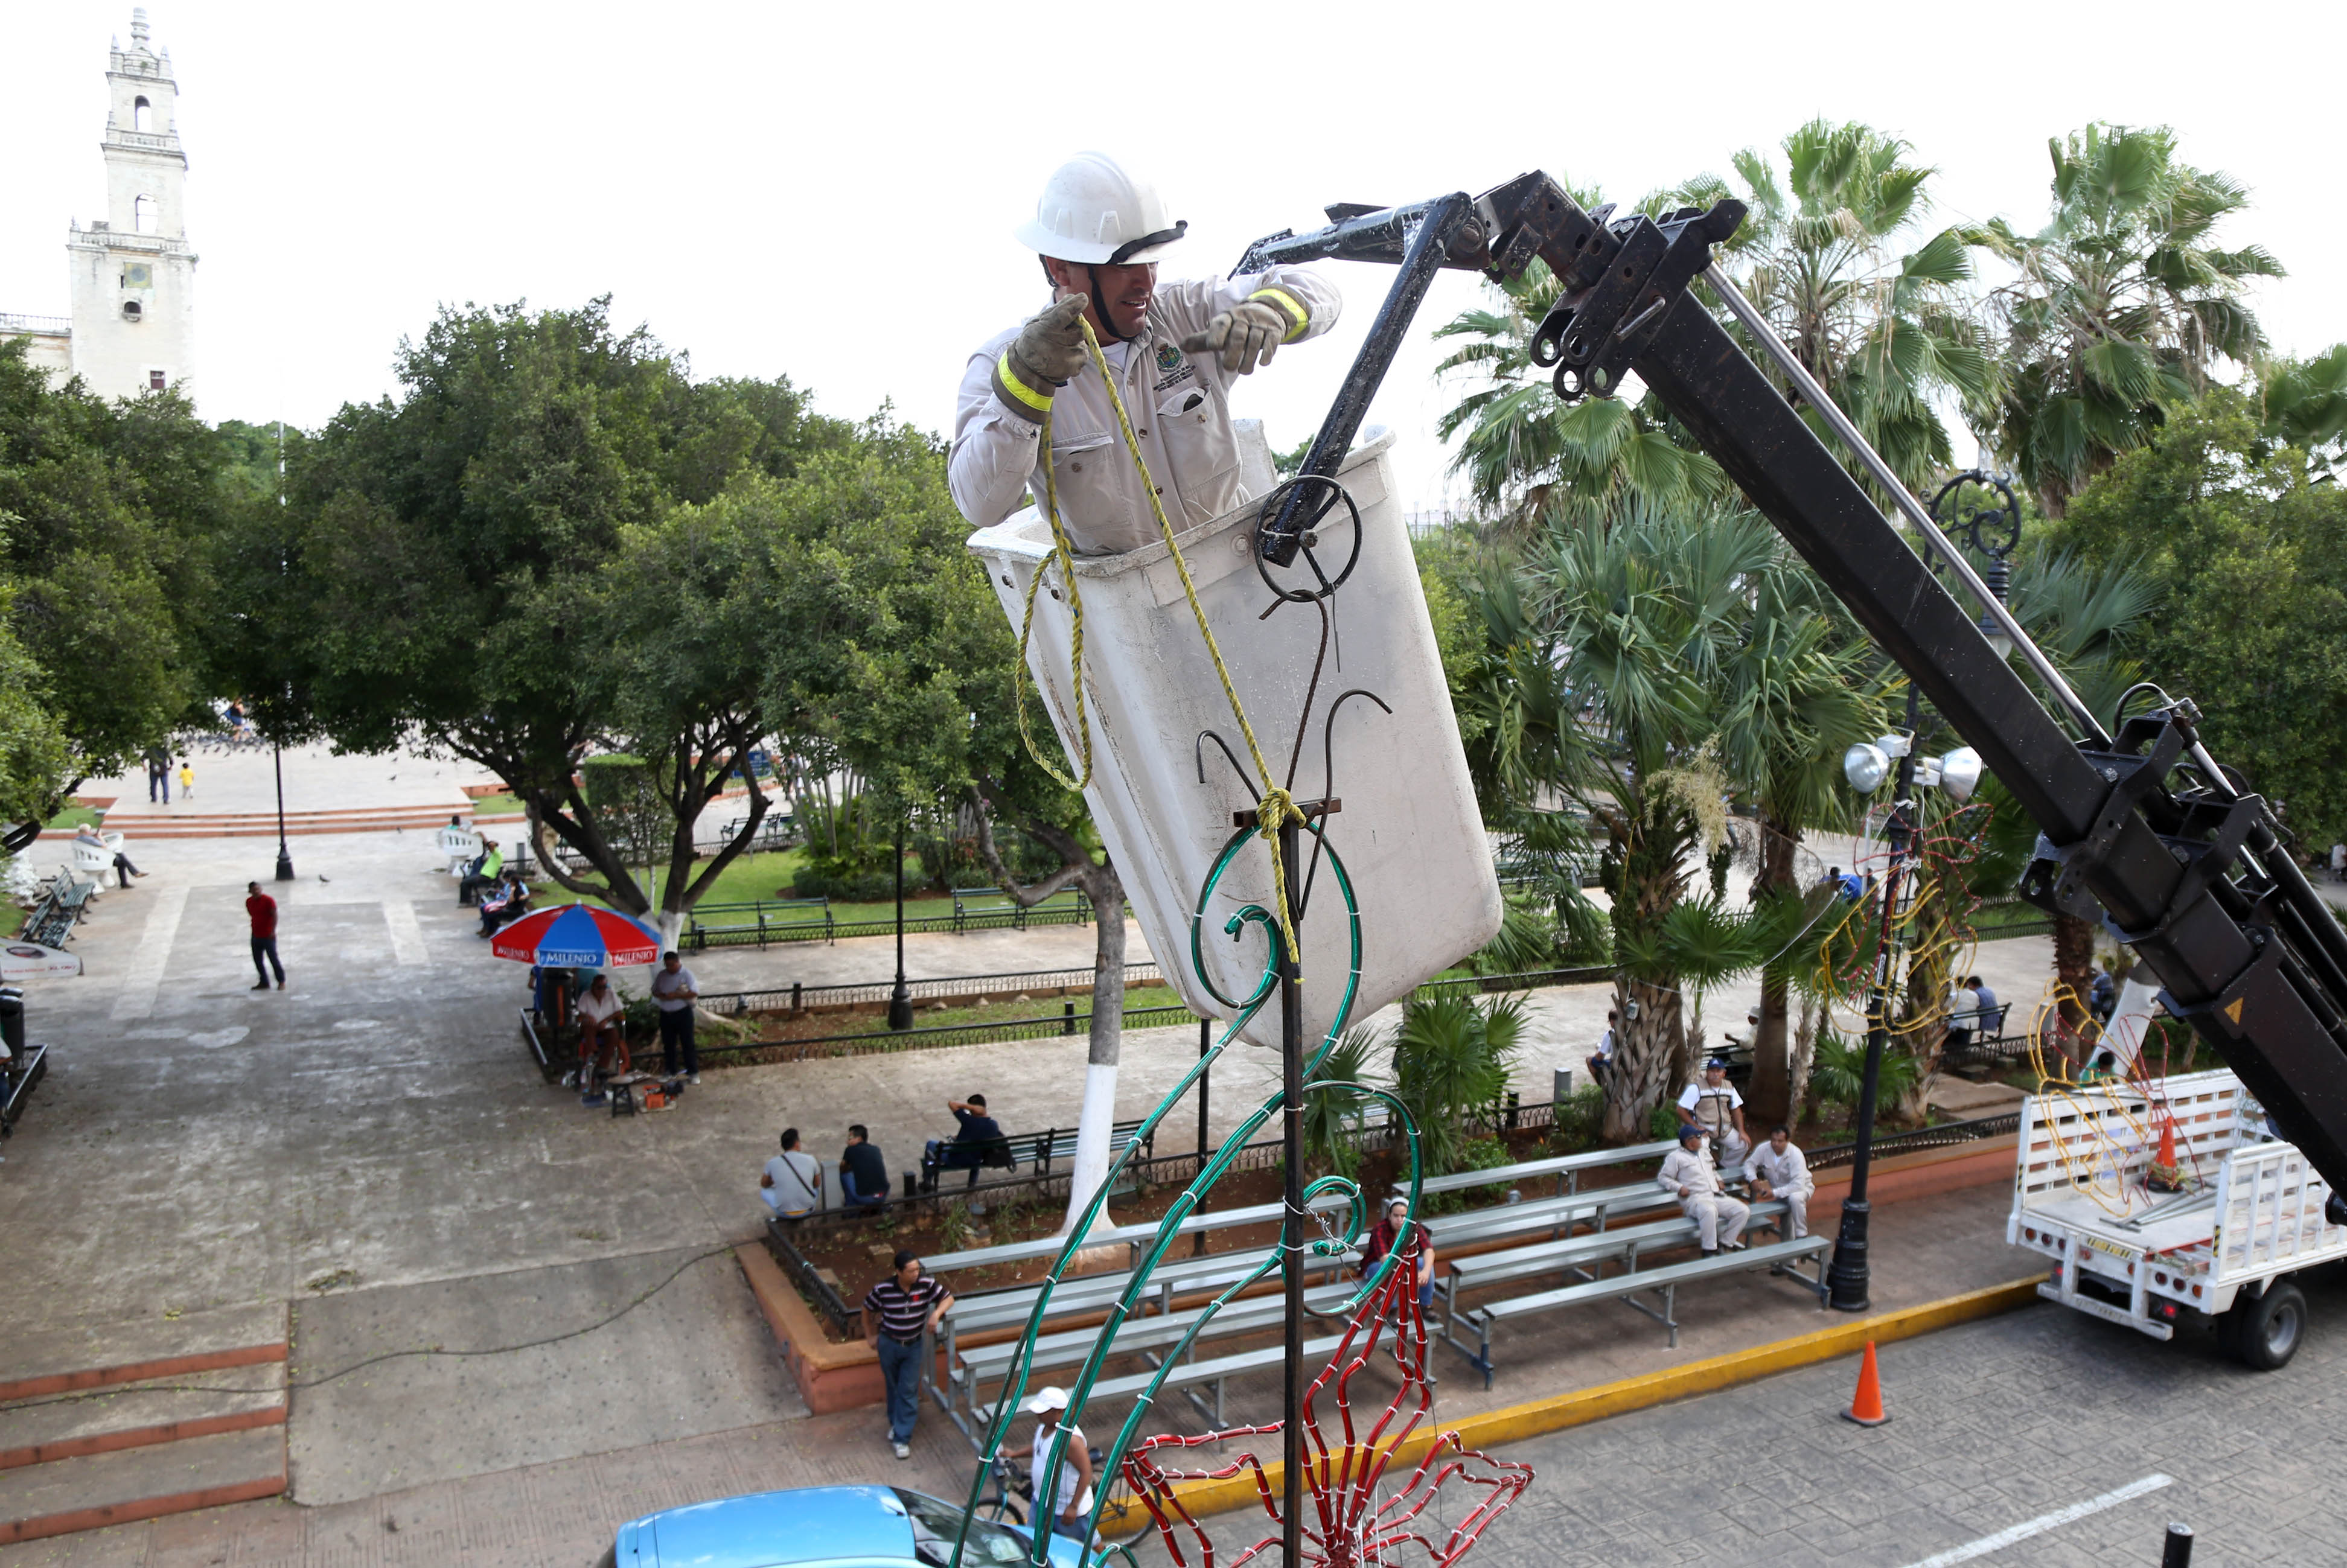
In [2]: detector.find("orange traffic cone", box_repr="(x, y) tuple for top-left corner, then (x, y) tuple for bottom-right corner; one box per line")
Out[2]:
(1843, 1340), (1889, 1426)
(2148, 1120), (2183, 1193)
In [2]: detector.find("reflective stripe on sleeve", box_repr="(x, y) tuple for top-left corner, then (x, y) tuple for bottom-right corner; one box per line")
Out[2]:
(1247, 287), (1309, 342)
(992, 350), (1055, 422)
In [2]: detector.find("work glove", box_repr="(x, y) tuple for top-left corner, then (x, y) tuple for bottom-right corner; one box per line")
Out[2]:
(1181, 298), (1294, 375)
(1008, 294), (1093, 391)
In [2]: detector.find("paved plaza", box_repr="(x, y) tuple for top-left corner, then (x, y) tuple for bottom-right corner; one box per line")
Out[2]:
(0, 777), (2151, 1565)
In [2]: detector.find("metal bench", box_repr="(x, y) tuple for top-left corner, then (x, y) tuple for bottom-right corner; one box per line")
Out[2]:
(950, 885), (1092, 932)
(1462, 1234), (1833, 1380)
(1432, 1199), (1792, 1357)
(685, 896), (833, 949)
(1396, 1139), (1682, 1200)
(921, 1115), (1157, 1196)
(951, 1280), (1360, 1439)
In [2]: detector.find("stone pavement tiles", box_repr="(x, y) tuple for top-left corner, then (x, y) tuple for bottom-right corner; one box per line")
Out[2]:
(1304, 1283), (2347, 1568)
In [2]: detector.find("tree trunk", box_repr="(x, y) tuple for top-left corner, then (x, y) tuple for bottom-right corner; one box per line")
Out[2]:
(2052, 910), (2096, 1065)
(1748, 815), (1799, 1126)
(1790, 989), (1822, 1124)
(1061, 859), (1126, 1239)
(1600, 975), (1683, 1142)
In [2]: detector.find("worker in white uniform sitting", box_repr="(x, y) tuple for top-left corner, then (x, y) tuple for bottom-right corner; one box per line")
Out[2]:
(948, 151), (1343, 553)
(1676, 1056), (1751, 1175)
(1743, 1124), (1816, 1241)
(1658, 1124), (1749, 1257)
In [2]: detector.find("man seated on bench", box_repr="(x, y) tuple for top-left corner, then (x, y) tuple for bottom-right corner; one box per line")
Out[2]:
(1743, 1124), (1815, 1240)
(75, 824), (145, 888)
(1677, 1056), (1751, 1174)
(841, 1124), (892, 1211)
(1586, 1010), (1617, 1091)
(1659, 1124), (1749, 1258)
(458, 838), (504, 905)
(920, 1093), (1004, 1192)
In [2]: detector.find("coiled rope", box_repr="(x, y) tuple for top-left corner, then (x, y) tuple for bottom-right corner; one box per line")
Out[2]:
(1013, 313), (1305, 977)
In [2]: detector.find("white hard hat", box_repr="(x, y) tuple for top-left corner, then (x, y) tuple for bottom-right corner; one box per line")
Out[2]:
(1015, 152), (1187, 266)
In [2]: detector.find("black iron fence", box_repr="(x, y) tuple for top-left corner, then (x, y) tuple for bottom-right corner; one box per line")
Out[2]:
(697, 961), (1167, 1018)
(1806, 1110), (2021, 1171)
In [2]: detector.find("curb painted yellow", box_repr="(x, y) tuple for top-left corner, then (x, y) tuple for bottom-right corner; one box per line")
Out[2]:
(1138, 1275), (2046, 1527)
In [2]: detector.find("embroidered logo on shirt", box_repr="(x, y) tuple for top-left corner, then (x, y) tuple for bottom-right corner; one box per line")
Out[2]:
(1156, 342), (1183, 372)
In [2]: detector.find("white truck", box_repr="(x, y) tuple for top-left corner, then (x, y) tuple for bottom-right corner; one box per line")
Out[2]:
(2009, 1067), (2347, 1369)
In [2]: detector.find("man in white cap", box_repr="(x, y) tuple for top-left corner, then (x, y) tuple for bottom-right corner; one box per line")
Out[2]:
(1022, 1385), (1098, 1546)
(950, 151), (1343, 554)
(1676, 1055), (1751, 1174)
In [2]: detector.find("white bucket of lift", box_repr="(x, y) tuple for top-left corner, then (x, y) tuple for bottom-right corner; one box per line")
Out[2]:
(967, 425), (1502, 1051)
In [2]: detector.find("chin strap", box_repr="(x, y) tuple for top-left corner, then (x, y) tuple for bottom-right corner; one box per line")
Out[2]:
(1084, 265), (1139, 345)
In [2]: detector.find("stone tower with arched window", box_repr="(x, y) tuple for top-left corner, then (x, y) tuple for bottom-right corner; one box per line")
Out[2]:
(62, 8), (198, 401)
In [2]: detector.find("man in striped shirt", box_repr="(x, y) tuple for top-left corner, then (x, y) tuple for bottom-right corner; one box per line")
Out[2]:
(863, 1251), (954, 1459)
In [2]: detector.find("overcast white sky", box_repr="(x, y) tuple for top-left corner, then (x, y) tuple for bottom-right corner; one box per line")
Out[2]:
(2, 1), (2337, 513)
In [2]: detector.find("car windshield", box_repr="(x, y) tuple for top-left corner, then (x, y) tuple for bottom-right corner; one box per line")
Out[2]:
(895, 1490), (1031, 1566)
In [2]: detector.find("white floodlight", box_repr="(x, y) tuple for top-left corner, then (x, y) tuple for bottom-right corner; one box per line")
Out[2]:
(1940, 746), (1985, 803)
(1844, 742), (1891, 795)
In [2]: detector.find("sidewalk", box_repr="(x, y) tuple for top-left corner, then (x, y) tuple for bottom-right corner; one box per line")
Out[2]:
(0, 1183), (2024, 1567)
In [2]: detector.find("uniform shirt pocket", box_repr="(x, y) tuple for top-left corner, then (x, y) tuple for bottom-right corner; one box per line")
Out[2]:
(1158, 385), (1241, 522)
(1039, 425), (1137, 550)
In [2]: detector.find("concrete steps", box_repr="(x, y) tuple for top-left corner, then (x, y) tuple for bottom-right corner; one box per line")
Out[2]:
(0, 1363), (286, 1471)
(0, 1305), (289, 1543)
(97, 804), (470, 840)
(0, 1427), (286, 1544)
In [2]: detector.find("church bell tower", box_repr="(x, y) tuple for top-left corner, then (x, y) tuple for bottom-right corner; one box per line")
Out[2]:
(66, 8), (197, 402)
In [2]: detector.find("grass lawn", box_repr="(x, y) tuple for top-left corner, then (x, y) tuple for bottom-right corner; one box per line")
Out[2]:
(555, 848), (986, 927)
(44, 805), (101, 832)
(470, 790), (525, 816)
(0, 904), (22, 939)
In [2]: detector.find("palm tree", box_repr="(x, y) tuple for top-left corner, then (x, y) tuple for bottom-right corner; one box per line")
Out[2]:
(1510, 502), (1792, 1138)
(1432, 176), (1731, 530)
(1976, 124), (2282, 515)
(1673, 118), (1997, 503)
(2003, 542), (2159, 1036)
(1712, 572), (1891, 1123)
(2258, 343), (2347, 483)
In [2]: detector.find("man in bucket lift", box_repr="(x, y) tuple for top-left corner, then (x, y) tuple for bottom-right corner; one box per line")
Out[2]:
(950, 152), (1343, 553)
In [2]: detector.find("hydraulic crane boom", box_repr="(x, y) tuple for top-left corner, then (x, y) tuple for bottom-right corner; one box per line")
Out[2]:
(1245, 174), (2347, 1205)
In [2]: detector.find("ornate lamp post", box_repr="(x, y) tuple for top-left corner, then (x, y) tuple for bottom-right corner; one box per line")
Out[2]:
(887, 821), (914, 1031)
(1826, 470), (2014, 1311)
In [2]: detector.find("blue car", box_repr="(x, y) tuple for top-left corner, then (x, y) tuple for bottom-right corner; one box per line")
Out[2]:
(604, 1484), (1090, 1568)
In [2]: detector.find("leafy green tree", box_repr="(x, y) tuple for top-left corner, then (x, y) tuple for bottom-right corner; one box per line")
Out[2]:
(0, 584), (72, 847)
(1977, 124), (2281, 515)
(0, 339), (227, 846)
(1675, 118), (1997, 501)
(2052, 390), (2347, 844)
(753, 427), (1138, 1234)
(1390, 994), (1524, 1176)
(237, 299), (845, 937)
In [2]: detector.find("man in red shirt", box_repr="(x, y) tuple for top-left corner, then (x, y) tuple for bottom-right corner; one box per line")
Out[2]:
(245, 881), (284, 991)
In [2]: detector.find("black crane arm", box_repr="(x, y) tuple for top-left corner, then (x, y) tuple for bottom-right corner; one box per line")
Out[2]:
(1247, 173), (2347, 1199)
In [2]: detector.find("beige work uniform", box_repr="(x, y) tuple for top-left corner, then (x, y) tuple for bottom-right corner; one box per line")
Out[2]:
(1743, 1142), (1815, 1240)
(1658, 1146), (1749, 1251)
(948, 269), (1343, 555)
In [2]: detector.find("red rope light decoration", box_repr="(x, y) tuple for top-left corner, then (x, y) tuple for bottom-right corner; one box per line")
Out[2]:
(1120, 1266), (1531, 1568)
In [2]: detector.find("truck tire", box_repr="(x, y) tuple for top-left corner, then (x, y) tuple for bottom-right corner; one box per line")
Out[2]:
(2225, 1280), (2307, 1370)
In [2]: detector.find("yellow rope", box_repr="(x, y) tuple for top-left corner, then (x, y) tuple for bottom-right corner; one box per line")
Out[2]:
(1009, 314), (1304, 978)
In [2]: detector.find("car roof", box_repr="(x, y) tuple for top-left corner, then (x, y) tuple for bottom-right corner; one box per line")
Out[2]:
(643, 1484), (913, 1568)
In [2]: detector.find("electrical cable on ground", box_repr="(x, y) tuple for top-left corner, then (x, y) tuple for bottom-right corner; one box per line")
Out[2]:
(3, 1244), (739, 1413)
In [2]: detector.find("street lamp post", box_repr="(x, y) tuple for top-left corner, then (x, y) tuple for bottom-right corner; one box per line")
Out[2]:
(272, 738), (295, 882)
(1827, 470), (2016, 1311)
(887, 821), (914, 1031)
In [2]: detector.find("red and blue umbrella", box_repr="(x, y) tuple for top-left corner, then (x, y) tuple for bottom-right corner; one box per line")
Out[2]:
(491, 904), (664, 968)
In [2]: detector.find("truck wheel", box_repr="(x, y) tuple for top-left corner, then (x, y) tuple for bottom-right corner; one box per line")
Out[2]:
(2226, 1280), (2307, 1371)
